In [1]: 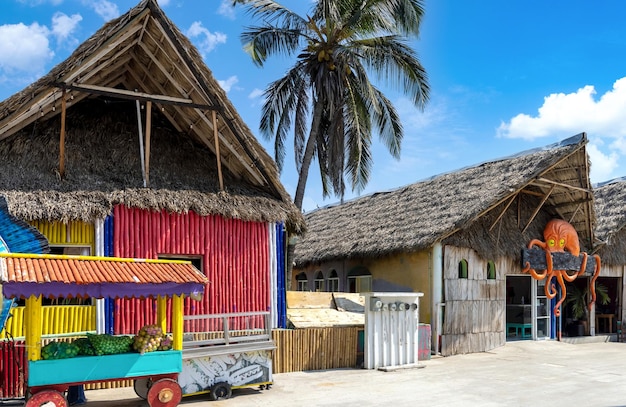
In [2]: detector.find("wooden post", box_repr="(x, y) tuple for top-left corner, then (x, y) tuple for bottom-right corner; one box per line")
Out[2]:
(145, 101), (152, 187)
(25, 295), (42, 361)
(172, 294), (184, 350)
(212, 111), (224, 191)
(59, 90), (67, 178)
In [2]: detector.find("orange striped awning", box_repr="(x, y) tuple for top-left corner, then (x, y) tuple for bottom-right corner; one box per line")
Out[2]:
(0, 253), (208, 299)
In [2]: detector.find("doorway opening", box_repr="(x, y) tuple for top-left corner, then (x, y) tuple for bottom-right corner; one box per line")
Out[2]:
(506, 275), (532, 340)
(562, 276), (620, 337)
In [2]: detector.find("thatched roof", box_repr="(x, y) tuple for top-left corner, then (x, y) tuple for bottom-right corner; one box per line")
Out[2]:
(0, 0), (304, 232)
(294, 134), (595, 267)
(593, 178), (626, 265)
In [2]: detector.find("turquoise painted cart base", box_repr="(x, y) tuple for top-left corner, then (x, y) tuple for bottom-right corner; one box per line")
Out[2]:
(28, 350), (182, 386)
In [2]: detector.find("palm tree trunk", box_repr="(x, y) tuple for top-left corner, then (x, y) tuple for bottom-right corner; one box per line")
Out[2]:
(294, 101), (324, 210)
(287, 101), (324, 292)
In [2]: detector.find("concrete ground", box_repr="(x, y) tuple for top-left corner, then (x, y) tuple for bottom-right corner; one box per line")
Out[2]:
(73, 340), (626, 406)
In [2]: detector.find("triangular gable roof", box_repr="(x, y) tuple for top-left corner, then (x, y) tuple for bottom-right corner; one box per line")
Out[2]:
(0, 0), (303, 231)
(593, 177), (626, 265)
(294, 134), (595, 267)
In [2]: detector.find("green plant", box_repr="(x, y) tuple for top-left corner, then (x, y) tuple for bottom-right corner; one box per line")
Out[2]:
(564, 283), (610, 321)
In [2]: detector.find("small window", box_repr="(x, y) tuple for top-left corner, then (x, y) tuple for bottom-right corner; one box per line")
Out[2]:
(327, 270), (339, 292)
(487, 261), (496, 280)
(296, 272), (308, 291)
(314, 271), (325, 292)
(458, 259), (468, 279)
(347, 266), (372, 293)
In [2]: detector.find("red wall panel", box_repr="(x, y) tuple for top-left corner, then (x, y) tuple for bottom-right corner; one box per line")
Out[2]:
(113, 206), (270, 334)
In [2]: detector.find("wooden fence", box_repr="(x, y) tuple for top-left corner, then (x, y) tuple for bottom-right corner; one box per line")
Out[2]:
(0, 326), (362, 397)
(272, 327), (362, 373)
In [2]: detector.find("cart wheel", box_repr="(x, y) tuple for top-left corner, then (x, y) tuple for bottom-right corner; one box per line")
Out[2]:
(147, 378), (182, 407)
(209, 382), (232, 401)
(26, 389), (68, 407)
(134, 377), (152, 400)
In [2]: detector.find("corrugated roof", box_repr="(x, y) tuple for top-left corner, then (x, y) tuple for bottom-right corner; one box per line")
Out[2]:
(0, 253), (208, 299)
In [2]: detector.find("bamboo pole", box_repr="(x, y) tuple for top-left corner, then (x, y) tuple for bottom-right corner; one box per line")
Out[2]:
(172, 295), (184, 350)
(212, 110), (224, 191)
(25, 295), (42, 361)
(145, 101), (152, 187)
(135, 99), (146, 187)
(59, 89), (67, 178)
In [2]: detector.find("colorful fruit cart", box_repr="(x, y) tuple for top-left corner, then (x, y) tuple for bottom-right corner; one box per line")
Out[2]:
(131, 311), (276, 401)
(0, 252), (209, 407)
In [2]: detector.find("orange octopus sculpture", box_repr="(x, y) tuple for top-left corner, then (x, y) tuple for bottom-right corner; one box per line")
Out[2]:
(522, 219), (601, 317)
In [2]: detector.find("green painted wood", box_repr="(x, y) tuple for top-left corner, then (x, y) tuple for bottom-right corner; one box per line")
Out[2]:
(28, 350), (182, 386)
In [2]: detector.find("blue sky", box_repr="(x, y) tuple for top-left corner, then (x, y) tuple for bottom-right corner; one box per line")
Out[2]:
(2, 1), (626, 212)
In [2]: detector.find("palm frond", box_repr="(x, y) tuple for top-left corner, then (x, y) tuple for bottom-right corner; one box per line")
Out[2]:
(241, 26), (303, 66)
(352, 35), (429, 108)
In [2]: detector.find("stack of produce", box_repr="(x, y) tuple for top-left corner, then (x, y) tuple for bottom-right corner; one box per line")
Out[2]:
(133, 324), (166, 354)
(41, 341), (79, 360)
(73, 337), (96, 356)
(87, 333), (134, 356)
(158, 335), (173, 351)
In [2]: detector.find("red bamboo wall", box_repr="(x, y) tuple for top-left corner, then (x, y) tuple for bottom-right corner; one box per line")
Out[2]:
(112, 206), (270, 334)
(0, 340), (25, 398)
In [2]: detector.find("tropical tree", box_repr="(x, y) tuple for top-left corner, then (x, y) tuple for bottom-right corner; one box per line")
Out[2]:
(232, 0), (430, 210)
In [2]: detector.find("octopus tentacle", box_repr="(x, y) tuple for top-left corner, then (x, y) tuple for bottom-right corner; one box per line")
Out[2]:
(524, 265), (548, 280)
(552, 273), (567, 317)
(577, 252), (588, 276)
(545, 271), (557, 299)
(588, 255), (602, 311)
(561, 269), (580, 283)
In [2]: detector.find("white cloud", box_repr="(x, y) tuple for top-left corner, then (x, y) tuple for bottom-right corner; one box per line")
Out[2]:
(158, 0), (171, 6)
(248, 88), (264, 99)
(587, 142), (620, 183)
(218, 0), (236, 20)
(498, 77), (626, 182)
(0, 22), (53, 74)
(88, 0), (120, 21)
(498, 78), (626, 141)
(218, 76), (238, 93)
(51, 12), (82, 45)
(186, 21), (227, 56)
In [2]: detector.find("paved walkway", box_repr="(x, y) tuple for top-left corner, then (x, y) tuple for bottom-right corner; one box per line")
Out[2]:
(80, 340), (626, 406)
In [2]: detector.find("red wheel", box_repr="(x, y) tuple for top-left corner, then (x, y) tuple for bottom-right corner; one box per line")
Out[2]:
(147, 378), (182, 407)
(26, 389), (68, 407)
(134, 377), (151, 399)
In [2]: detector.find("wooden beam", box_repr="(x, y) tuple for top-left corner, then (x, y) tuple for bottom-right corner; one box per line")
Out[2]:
(568, 202), (583, 225)
(59, 90), (67, 178)
(522, 185), (555, 233)
(58, 83), (219, 111)
(489, 194), (517, 232)
(533, 177), (592, 194)
(213, 110), (224, 191)
(522, 247), (597, 274)
(135, 99), (146, 187)
(145, 100), (152, 187)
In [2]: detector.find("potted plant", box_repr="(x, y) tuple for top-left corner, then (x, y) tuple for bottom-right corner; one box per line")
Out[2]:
(564, 282), (610, 335)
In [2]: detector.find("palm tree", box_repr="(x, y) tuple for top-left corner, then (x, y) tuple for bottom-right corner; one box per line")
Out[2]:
(232, 0), (430, 210)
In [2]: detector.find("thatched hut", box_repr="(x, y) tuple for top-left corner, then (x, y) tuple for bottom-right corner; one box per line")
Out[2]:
(593, 178), (626, 336)
(293, 133), (596, 356)
(0, 0), (303, 335)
